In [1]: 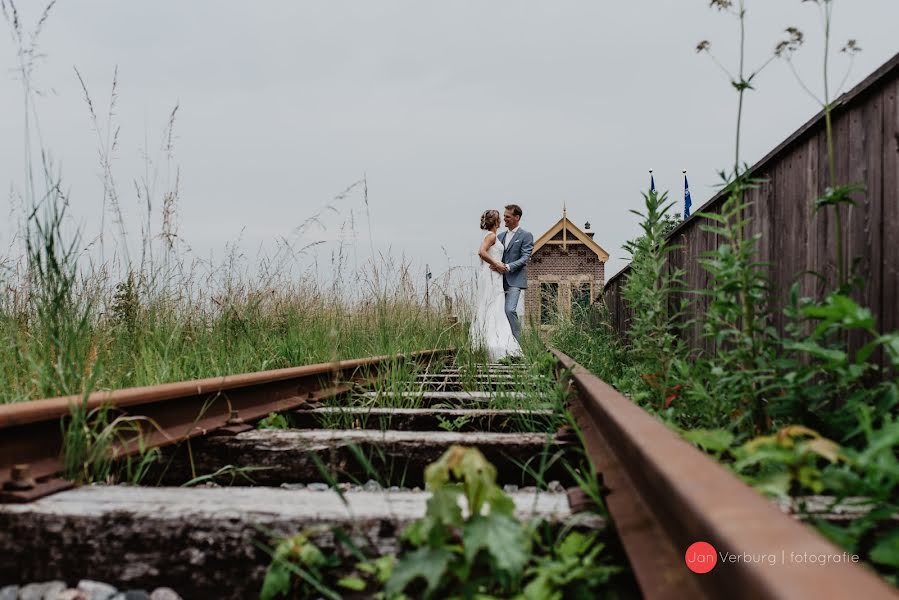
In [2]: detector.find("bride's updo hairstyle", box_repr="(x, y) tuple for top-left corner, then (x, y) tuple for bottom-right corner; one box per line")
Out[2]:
(480, 209), (500, 231)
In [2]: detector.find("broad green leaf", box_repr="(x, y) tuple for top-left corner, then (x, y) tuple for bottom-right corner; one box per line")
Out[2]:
(699, 225), (731, 237)
(386, 547), (453, 596)
(556, 531), (595, 559)
(463, 512), (530, 577)
(871, 529), (899, 568)
(427, 486), (464, 527)
(456, 447), (498, 515)
(522, 573), (562, 600)
(701, 212), (729, 223)
(259, 532), (328, 600)
(486, 485), (516, 516)
(682, 428), (734, 453)
(856, 340), (880, 365)
(425, 446), (498, 515)
(260, 561), (292, 600)
(356, 561), (376, 575)
(777, 425), (822, 443)
(401, 516), (429, 546)
(337, 576), (367, 591)
(373, 555), (396, 583)
(881, 333), (899, 367)
(751, 472), (791, 498)
(425, 450), (452, 490)
(786, 341), (847, 364)
(813, 520), (859, 553)
(882, 384), (899, 414)
(297, 539), (326, 567)
(803, 437), (843, 463)
(796, 464), (824, 494)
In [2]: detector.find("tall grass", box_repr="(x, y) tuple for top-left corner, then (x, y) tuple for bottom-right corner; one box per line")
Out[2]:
(1, 244), (472, 404)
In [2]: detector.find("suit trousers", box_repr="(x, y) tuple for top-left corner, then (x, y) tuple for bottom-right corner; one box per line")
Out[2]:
(504, 286), (523, 341)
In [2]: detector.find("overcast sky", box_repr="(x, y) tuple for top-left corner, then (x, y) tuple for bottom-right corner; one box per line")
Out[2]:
(2, 1), (897, 284)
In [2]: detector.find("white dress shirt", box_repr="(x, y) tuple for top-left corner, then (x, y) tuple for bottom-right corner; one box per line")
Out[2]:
(504, 226), (520, 270)
(505, 226), (519, 245)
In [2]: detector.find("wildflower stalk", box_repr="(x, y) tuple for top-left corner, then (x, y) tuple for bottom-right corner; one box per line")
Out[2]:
(821, 0), (844, 286)
(777, 0), (861, 288)
(698, 0), (776, 347)
(734, 0), (746, 176)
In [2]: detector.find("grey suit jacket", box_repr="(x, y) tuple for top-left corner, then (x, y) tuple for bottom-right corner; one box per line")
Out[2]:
(499, 228), (534, 289)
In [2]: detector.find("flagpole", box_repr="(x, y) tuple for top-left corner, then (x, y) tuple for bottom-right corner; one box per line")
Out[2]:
(683, 169), (692, 219)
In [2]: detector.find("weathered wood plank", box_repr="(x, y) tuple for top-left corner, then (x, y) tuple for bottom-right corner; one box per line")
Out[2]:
(667, 229), (685, 331)
(791, 143), (811, 307)
(0, 487), (576, 599)
(411, 385), (523, 393)
(774, 495), (899, 522)
(434, 366), (529, 375)
(771, 152), (789, 335)
(688, 215), (706, 354)
(864, 92), (884, 360)
(833, 102), (853, 292)
(808, 129), (829, 300)
(156, 429), (572, 487)
(883, 79), (899, 339)
(360, 390), (539, 406)
(440, 366), (529, 372)
(416, 374), (519, 380)
(605, 54), (899, 369)
(292, 407), (557, 432)
(846, 96), (883, 354)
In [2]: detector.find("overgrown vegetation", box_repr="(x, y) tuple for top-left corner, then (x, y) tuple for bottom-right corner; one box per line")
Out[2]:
(62, 401), (160, 485)
(554, 0), (899, 585)
(259, 446), (626, 599)
(619, 190), (685, 409)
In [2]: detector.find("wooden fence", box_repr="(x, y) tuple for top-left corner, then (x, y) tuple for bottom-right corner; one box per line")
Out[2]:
(604, 51), (899, 358)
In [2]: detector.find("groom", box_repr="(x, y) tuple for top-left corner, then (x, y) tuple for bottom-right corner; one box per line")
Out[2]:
(491, 204), (534, 341)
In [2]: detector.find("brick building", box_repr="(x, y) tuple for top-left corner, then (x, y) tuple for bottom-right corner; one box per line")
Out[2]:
(524, 210), (609, 328)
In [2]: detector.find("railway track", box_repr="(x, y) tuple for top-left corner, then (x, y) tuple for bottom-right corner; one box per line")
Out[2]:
(0, 348), (896, 599)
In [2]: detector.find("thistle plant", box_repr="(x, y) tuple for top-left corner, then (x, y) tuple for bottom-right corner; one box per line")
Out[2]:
(694, 181), (778, 433)
(775, 0), (863, 288)
(620, 189), (685, 408)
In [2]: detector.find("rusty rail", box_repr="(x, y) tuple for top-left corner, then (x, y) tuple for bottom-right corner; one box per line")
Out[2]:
(553, 347), (897, 600)
(0, 348), (450, 503)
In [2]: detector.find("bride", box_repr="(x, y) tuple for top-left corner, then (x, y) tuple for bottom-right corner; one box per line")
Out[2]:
(470, 209), (522, 362)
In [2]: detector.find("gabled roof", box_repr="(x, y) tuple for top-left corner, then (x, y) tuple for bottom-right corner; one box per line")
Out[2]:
(533, 216), (609, 262)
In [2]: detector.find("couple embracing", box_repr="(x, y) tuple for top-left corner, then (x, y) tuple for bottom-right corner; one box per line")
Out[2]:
(470, 204), (534, 362)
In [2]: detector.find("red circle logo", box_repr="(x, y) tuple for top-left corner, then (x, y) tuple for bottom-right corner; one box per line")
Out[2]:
(685, 541), (717, 573)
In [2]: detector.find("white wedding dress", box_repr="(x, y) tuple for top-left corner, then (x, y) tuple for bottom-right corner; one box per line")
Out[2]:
(470, 232), (522, 362)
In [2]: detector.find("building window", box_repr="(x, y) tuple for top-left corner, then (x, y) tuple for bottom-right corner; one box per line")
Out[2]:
(571, 282), (592, 315)
(540, 282), (559, 325)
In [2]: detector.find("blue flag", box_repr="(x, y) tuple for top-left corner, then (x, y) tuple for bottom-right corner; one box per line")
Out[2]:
(684, 173), (692, 219)
(650, 172), (656, 194)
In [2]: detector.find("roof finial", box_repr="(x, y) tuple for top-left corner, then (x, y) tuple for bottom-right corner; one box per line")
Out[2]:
(563, 202), (567, 220)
